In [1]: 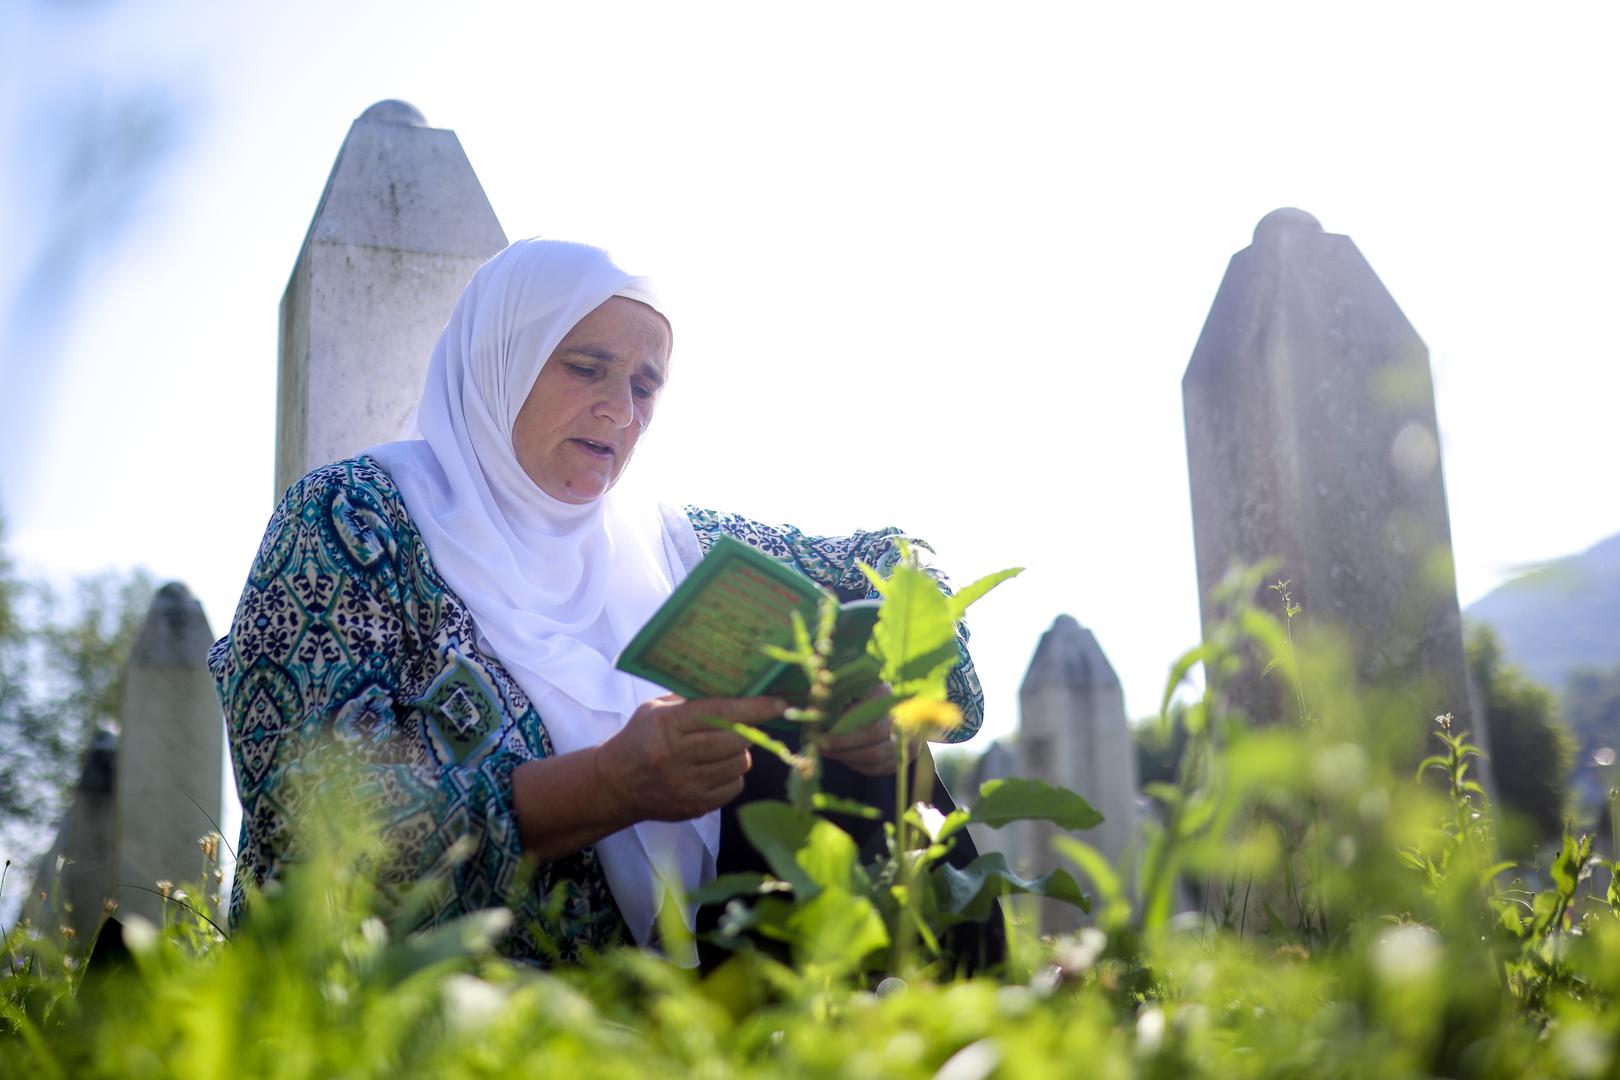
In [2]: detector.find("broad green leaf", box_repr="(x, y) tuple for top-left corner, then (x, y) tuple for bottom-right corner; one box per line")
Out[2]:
(869, 562), (958, 697)
(944, 567), (1023, 622)
(971, 777), (1104, 831)
(932, 853), (1090, 924)
(798, 818), (860, 892)
(892, 641), (963, 691)
(737, 801), (818, 897)
(786, 887), (889, 972)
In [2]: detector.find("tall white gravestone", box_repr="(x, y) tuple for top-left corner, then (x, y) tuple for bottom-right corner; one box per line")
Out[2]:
(1016, 615), (1138, 933)
(276, 99), (507, 499)
(114, 583), (224, 926)
(1181, 209), (1489, 774)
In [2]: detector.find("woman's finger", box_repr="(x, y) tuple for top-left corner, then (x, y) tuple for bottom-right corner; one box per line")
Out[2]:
(679, 728), (750, 764)
(671, 696), (787, 734)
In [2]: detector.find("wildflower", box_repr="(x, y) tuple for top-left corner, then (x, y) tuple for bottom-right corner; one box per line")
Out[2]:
(59, 925), (76, 941)
(198, 832), (221, 863)
(156, 880), (173, 899)
(102, 897), (118, 915)
(1435, 713), (1453, 732)
(889, 698), (963, 741)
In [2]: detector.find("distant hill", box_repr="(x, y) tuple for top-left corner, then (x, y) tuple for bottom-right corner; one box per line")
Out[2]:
(1465, 531), (1620, 692)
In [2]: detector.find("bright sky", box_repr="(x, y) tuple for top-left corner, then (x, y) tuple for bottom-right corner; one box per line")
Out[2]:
(3, 1), (1617, 791)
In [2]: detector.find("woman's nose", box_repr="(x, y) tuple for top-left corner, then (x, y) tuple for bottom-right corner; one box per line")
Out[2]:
(594, 377), (634, 427)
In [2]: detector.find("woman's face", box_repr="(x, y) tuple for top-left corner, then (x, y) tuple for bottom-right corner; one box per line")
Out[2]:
(512, 296), (671, 504)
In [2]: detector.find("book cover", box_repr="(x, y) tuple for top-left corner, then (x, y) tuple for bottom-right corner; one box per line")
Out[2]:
(616, 535), (881, 709)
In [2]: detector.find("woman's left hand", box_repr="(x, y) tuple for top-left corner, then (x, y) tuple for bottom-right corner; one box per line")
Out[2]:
(822, 713), (903, 777)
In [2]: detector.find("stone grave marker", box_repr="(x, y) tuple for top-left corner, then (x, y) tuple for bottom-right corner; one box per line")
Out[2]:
(277, 99), (506, 499)
(1181, 208), (1489, 779)
(1017, 615), (1138, 933)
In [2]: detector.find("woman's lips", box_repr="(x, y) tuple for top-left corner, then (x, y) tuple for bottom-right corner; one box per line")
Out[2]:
(570, 438), (614, 459)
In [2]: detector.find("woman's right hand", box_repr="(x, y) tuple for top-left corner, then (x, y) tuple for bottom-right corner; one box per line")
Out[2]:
(595, 694), (785, 822)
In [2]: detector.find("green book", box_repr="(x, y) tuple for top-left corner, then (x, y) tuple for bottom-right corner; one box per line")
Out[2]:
(615, 535), (882, 711)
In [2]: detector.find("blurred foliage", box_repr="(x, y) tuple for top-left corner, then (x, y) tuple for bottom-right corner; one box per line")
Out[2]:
(4, 558), (1619, 1076)
(1466, 622), (1577, 852)
(1565, 660), (1620, 833)
(0, 511), (153, 853)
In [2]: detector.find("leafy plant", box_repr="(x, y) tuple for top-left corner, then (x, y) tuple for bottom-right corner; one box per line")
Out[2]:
(703, 545), (1096, 979)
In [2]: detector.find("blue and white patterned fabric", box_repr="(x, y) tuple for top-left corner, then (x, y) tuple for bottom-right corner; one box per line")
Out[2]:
(210, 455), (983, 965)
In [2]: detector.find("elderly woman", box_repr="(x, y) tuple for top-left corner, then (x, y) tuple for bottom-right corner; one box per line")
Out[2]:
(210, 239), (983, 964)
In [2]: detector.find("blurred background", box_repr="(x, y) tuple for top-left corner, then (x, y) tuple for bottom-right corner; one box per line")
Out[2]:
(2, 0), (1616, 884)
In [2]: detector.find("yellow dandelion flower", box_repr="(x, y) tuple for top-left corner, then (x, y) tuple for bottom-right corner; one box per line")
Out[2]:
(890, 699), (963, 741)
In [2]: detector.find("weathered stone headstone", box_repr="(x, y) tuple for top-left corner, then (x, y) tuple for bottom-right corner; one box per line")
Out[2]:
(1181, 208), (1488, 772)
(277, 99), (507, 500)
(114, 582), (223, 926)
(1017, 615), (1138, 933)
(20, 730), (117, 943)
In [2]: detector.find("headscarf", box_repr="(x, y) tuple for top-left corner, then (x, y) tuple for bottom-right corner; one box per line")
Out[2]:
(367, 238), (709, 948)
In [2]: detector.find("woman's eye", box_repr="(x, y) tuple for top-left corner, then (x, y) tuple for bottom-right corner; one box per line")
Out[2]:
(633, 384), (654, 400)
(565, 363), (597, 377)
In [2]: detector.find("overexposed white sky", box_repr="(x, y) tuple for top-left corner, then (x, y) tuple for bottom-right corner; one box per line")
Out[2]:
(3, 0), (1617, 767)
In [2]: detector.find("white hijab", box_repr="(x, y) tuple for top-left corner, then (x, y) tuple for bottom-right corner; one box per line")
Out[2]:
(367, 238), (711, 948)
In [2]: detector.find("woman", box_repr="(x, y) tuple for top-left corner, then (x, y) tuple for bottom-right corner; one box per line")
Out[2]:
(210, 239), (983, 965)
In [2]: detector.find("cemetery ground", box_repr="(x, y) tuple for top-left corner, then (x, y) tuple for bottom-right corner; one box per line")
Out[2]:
(4, 571), (1619, 1079)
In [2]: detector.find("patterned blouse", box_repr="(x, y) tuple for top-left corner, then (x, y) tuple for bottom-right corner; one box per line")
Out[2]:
(209, 456), (983, 964)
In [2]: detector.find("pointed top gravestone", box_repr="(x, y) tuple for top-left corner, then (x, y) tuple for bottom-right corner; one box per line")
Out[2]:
(114, 582), (224, 926)
(1181, 209), (1488, 775)
(277, 99), (507, 500)
(1017, 615), (1137, 931)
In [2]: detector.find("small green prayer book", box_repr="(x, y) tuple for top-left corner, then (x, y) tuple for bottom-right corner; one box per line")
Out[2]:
(615, 535), (882, 708)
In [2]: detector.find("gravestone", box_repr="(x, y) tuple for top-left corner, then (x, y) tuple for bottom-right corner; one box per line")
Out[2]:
(114, 582), (224, 926)
(21, 583), (225, 936)
(1017, 615), (1138, 932)
(19, 730), (117, 943)
(276, 99), (507, 500)
(1182, 208), (1489, 773)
